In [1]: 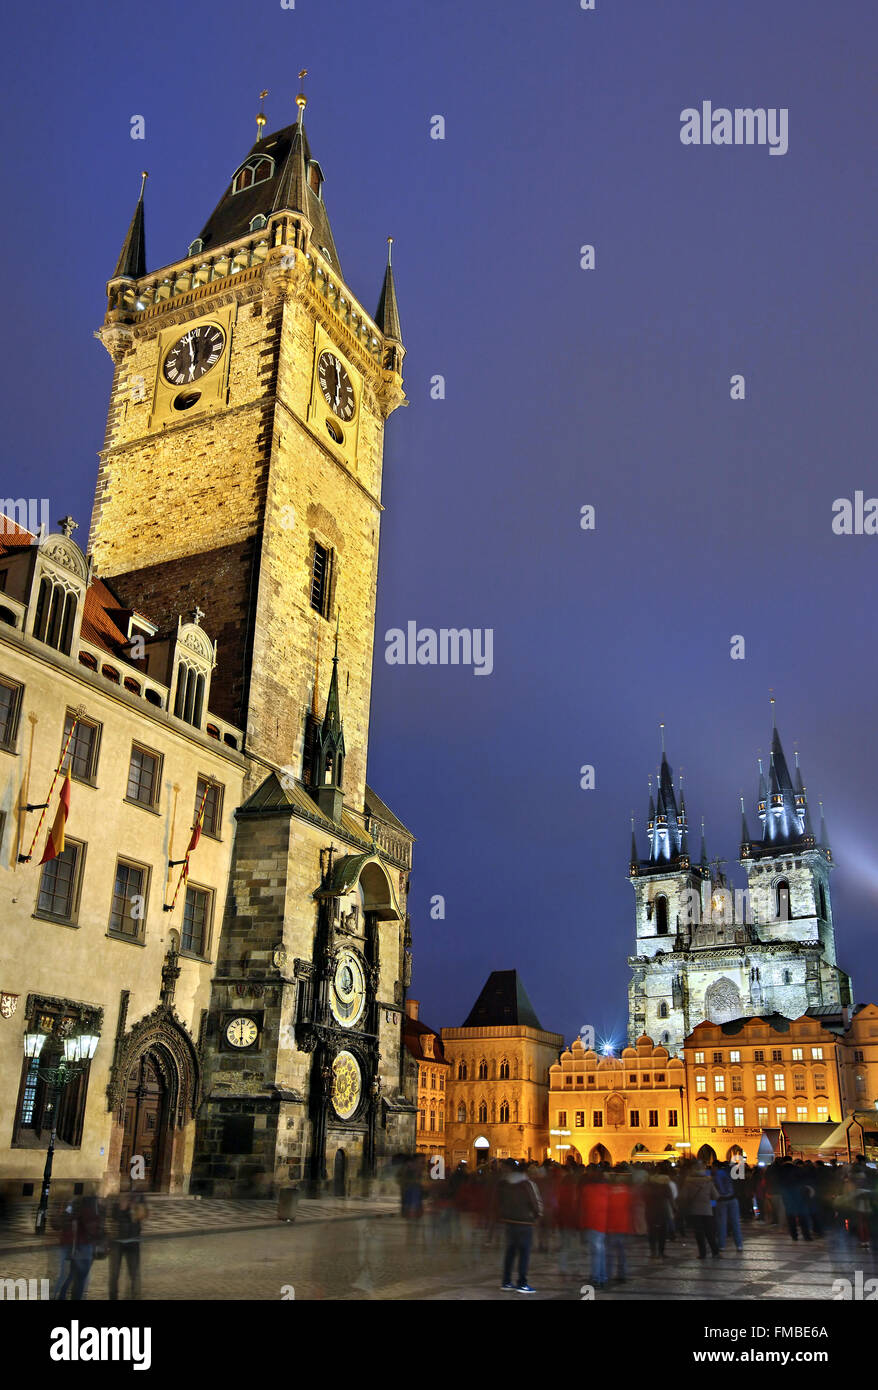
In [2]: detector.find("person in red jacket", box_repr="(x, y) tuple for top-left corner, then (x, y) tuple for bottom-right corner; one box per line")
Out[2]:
(606, 1167), (635, 1283)
(557, 1157), (583, 1275)
(581, 1168), (610, 1288)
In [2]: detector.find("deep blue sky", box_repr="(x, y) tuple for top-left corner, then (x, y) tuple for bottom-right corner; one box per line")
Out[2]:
(3, 1), (875, 1046)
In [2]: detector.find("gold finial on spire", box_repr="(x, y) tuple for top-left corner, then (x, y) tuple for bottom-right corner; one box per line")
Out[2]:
(139, 171), (148, 200)
(387, 235), (393, 266)
(296, 69), (308, 123)
(659, 720), (665, 755)
(256, 90), (269, 140)
(769, 688), (776, 727)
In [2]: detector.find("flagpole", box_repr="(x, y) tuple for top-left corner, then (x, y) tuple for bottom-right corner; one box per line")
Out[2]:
(19, 713), (81, 863)
(164, 779), (211, 912)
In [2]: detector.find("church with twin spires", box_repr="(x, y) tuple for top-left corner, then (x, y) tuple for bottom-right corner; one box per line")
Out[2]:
(627, 714), (853, 1056)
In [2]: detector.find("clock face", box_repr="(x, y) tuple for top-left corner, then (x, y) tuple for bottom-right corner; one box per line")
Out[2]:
(317, 350), (356, 422)
(225, 1016), (258, 1049)
(329, 950), (366, 1029)
(163, 324), (226, 386)
(331, 1050), (361, 1120)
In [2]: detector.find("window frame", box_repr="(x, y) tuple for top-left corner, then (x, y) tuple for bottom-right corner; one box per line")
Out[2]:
(0, 676), (24, 752)
(180, 881), (214, 960)
(107, 856), (150, 943)
(33, 838), (86, 926)
(61, 709), (102, 785)
(125, 742), (163, 812)
(195, 775), (224, 840)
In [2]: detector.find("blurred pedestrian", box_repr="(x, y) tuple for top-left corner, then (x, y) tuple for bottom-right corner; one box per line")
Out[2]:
(681, 1160), (720, 1259)
(498, 1159), (542, 1293)
(108, 1188), (147, 1300)
(712, 1160), (743, 1252)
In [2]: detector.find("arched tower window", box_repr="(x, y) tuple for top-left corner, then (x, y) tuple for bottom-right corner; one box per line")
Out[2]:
(655, 895), (669, 935)
(231, 156), (275, 193)
(499, 1100), (510, 1124)
(818, 882), (827, 919)
(499, 1059), (510, 1080)
(478, 1100), (487, 1123)
(457, 1102), (466, 1122)
(457, 1061), (467, 1080)
(658, 1001), (669, 1019)
(478, 1059), (488, 1080)
(34, 576), (78, 655)
(775, 879), (790, 921)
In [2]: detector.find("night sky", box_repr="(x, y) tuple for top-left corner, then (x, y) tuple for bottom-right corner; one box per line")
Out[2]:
(3, 1), (875, 1047)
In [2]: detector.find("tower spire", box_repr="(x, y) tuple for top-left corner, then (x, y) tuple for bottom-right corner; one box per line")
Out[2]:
(376, 236), (403, 354)
(256, 89), (269, 142)
(112, 172), (147, 281)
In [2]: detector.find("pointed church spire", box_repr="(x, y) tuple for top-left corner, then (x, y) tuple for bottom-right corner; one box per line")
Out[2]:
(112, 172), (147, 281)
(629, 815), (638, 872)
(818, 800), (831, 852)
(739, 795), (752, 852)
(312, 614), (346, 824)
(376, 237), (403, 343)
(700, 817), (709, 869)
(322, 614), (342, 738)
(272, 110), (309, 217)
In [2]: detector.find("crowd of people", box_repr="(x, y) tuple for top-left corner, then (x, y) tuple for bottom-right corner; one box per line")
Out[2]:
(395, 1150), (878, 1294)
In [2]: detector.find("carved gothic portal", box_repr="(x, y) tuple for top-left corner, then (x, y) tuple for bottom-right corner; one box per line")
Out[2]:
(106, 1006), (200, 1193)
(703, 976), (743, 1024)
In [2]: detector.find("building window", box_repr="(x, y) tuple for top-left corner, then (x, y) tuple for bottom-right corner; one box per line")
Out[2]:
(757, 1106), (768, 1124)
(628, 1074), (637, 1085)
(181, 884), (212, 957)
(656, 1073), (665, 1083)
(729, 1050), (741, 1064)
(818, 883), (827, 919)
(126, 744), (162, 809)
(696, 1105), (708, 1125)
(668, 1109), (678, 1127)
(648, 1110), (659, 1127)
(794, 1073), (805, 1091)
(783, 969), (792, 985)
(173, 663), (205, 728)
(231, 156), (274, 193)
(733, 1107), (744, 1126)
(36, 840), (84, 923)
(499, 1101), (509, 1123)
(776, 1106), (786, 1122)
(732, 1074), (742, 1092)
(574, 1111), (585, 1127)
(655, 895), (669, 935)
(716, 1106), (727, 1125)
(754, 1050), (765, 1063)
(310, 542), (334, 618)
(61, 711), (101, 783)
(629, 1109), (640, 1127)
(755, 1073), (767, 1092)
(814, 1074), (826, 1091)
(429, 1110), (436, 1131)
(811, 1047), (824, 1060)
(658, 1001), (668, 1019)
(796, 1105), (808, 1121)
(33, 575), (78, 654)
(696, 1074), (707, 1093)
(478, 1101), (487, 1123)
(558, 1111), (567, 1128)
(457, 1061), (467, 1080)
(854, 1049), (865, 1063)
(817, 1106), (829, 1122)
(439, 1075), (444, 1091)
(773, 1072), (785, 1091)
(775, 879), (790, 920)
(712, 1051), (723, 1064)
(0, 677), (23, 749)
(457, 1102), (466, 1122)
(249, 214), (268, 231)
(771, 1048), (783, 1062)
(499, 1059), (510, 1079)
(109, 860), (147, 939)
(418, 1109), (425, 1130)
(792, 1047), (803, 1061)
(593, 1111), (603, 1127)
(478, 1060), (488, 1080)
(14, 1031), (90, 1148)
(713, 1074), (725, 1092)
(195, 777), (223, 838)
(694, 1051), (705, 1064)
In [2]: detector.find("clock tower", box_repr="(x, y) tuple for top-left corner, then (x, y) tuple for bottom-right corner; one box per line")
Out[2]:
(90, 86), (417, 1193)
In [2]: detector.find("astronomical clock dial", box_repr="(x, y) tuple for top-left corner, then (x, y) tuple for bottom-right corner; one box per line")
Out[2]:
(329, 950), (366, 1029)
(317, 350), (356, 421)
(331, 1050), (362, 1120)
(163, 324), (226, 386)
(225, 1016), (258, 1049)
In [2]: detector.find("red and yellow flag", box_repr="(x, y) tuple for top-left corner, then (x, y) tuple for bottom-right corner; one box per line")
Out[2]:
(39, 772), (71, 864)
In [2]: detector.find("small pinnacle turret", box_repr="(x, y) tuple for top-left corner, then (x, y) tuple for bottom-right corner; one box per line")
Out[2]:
(111, 172), (147, 282)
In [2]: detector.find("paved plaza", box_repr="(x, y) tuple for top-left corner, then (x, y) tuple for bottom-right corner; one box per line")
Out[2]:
(1, 1201), (876, 1300)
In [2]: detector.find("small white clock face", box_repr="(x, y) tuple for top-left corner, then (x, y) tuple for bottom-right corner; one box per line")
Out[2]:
(225, 1016), (258, 1049)
(329, 950), (366, 1030)
(163, 324), (226, 385)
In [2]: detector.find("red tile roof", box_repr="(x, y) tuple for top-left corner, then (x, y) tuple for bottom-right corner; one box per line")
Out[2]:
(81, 578), (130, 658)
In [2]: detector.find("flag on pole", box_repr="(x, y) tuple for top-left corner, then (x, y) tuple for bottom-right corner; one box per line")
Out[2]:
(39, 772), (71, 864)
(186, 805), (204, 856)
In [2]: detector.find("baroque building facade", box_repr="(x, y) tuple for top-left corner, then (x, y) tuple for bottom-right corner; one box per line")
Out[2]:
(628, 721), (852, 1057)
(0, 86), (418, 1200)
(403, 1000), (449, 1158)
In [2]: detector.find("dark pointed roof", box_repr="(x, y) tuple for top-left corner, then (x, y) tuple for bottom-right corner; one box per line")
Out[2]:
(198, 121), (341, 273)
(462, 970), (543, 1030)
(375, 260), (402, 342)
(321, 634), (343, 740)
(112, 182), (146, 280)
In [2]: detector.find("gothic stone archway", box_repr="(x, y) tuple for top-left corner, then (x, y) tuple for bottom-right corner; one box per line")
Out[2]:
(106, 1005), (200, 1193)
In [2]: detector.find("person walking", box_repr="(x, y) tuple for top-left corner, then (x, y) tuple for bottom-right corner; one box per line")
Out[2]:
(497, 1159), (543, 1293)
(645, 1164), (673, 1258)
(108, 1189), (147, 1300)
(51, 1199), (78, 1301)
(581, 1167), (610, 1289)
(68, 1194), (103, 1299)
(712, 1160), (743, 1252)
(606, 1167), (634, 1282)
(681, 1159), (721, 1258)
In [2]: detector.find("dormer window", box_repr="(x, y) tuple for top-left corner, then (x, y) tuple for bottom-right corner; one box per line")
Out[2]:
(33, 576), (78, 655)
(28, 532), (88, 657)
(170, 614), (217, 731)
(231, 156), (275, 194)
(188, 238), (204, 257)
(308, 162), (323, 197)
(249, 214), (267, 232)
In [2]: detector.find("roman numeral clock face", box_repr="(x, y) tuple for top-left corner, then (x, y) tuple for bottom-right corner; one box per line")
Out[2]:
(317, 351), (356, 421)
(163, 324), (225, 386)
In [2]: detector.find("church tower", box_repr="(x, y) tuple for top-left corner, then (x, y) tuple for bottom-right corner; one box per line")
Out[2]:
(628, 713), (852, 1057)
(90, 83), (405, 808)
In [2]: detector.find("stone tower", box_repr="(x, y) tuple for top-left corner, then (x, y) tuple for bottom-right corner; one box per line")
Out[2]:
(89, 88), (417, 1193)
(628, 720), (852, 1056)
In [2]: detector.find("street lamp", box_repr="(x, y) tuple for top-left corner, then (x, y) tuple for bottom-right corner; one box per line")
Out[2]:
(23, 1022), (100, 1235)
(550, 1127), (572, 1161)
